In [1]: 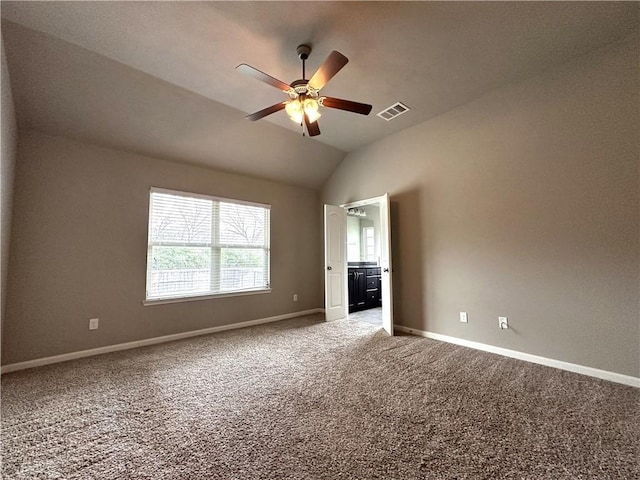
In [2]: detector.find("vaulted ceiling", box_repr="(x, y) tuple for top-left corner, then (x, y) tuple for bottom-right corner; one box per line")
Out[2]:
(2, 2), (637, 189)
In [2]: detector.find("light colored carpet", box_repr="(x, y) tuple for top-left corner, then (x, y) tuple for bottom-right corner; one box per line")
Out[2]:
(2, 313), (638, 479)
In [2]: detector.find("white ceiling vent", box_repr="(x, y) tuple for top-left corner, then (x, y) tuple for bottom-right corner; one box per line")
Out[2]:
(377, 102), (410, 121)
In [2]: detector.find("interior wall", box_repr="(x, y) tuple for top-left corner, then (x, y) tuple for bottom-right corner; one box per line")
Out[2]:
(1, 41), (18, 341)
(322, 34), (639, 377)
(3, 131), (322, 365)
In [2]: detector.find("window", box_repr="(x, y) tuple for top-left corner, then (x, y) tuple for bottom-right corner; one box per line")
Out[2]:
(145, 188), (270, 303)
(363, 226), (375, 261)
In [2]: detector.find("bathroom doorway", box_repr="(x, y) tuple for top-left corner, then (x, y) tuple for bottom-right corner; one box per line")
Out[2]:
(323, 194), (393, 334)
(345, 204), (383, 327)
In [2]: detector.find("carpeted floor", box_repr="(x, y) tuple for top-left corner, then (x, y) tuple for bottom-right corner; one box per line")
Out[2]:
(2, 313), (638, 479)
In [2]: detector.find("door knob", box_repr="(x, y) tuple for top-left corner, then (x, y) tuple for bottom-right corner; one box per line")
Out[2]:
(383, 268), (389, 273)
(327, 266), (332, 270)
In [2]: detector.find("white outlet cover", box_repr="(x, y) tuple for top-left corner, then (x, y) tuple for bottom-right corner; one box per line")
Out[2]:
(499, 316), (508, 329)
(460, 312), (468, 323)
(89, 318), (99, 330)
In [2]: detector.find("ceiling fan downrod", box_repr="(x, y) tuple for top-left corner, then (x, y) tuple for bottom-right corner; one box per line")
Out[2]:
(297, 44), (311, 80)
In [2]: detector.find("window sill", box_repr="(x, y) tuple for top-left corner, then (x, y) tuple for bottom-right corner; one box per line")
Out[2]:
(143, 288), (272, 306)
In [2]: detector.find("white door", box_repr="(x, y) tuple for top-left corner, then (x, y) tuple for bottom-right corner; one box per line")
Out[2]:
(379, 194), (394, 335)
(324, 204), (347, 321)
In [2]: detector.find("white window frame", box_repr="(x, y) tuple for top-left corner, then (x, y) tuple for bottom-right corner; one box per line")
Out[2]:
(144, 187), (271, 305)
(363, 226), (375, 262)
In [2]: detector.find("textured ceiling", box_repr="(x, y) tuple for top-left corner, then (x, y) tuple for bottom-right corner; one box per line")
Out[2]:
(2, 1), (638, 189)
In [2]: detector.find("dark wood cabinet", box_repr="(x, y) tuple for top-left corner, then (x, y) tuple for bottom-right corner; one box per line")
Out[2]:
(348, 268), (367, 312)
(348, 267), (381, 313)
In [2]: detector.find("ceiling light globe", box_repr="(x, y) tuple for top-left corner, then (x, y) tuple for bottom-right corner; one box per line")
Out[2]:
(303, 98), (321, 123)
(285, 100), (304, 124)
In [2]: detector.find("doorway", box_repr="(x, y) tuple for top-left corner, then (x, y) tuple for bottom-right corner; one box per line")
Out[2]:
(346, 204), (382, 327)
(324, 194), (393, 335)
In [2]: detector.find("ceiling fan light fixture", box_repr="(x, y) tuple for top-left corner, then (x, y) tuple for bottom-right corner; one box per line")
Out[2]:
(303, 98), (321, 123)
(285, 98), (321, 124)
(285, 99), (304, 123)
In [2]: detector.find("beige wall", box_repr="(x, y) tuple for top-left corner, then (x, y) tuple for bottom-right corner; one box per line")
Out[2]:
(1, 41), (18, 338)
(323, 35), (639, 377)
(3, 131), (322, 365)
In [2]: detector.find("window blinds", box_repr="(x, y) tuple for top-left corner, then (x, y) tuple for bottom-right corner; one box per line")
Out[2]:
(146, 188), (270, 301)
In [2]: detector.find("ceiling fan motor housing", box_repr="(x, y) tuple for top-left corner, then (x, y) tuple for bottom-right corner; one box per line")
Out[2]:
(289, 79), (318, 99)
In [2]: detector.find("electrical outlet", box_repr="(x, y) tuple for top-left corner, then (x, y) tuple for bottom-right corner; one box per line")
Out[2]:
(293, 294), (298, 302)
(459, 312), (468, 323)
(499, 316), (508, 329)
(89, 318), (99, 330)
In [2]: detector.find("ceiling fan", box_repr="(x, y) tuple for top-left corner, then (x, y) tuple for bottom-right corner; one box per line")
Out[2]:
(236, 45), (372, 137)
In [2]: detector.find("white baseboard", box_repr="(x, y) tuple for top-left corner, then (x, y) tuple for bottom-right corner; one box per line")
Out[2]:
(395, 325), (639, 388)
(1, 308), (324, 374)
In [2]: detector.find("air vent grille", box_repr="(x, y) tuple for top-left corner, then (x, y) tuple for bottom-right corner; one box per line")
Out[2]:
(377, 102), (410, 121)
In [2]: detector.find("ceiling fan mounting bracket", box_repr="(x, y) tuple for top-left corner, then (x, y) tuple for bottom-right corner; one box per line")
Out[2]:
(296, 44), (311, 61)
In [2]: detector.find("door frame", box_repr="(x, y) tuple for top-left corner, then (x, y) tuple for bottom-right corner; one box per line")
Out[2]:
(337, 194), (394, 335)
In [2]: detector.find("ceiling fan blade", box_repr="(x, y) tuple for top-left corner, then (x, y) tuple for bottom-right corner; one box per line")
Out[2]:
(246, 102), (286, 121)
(304, 113), (321, 137)
(308, 51), (348, 91)
(236, 64), (291, 92)
(321, 97), (373, 115)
